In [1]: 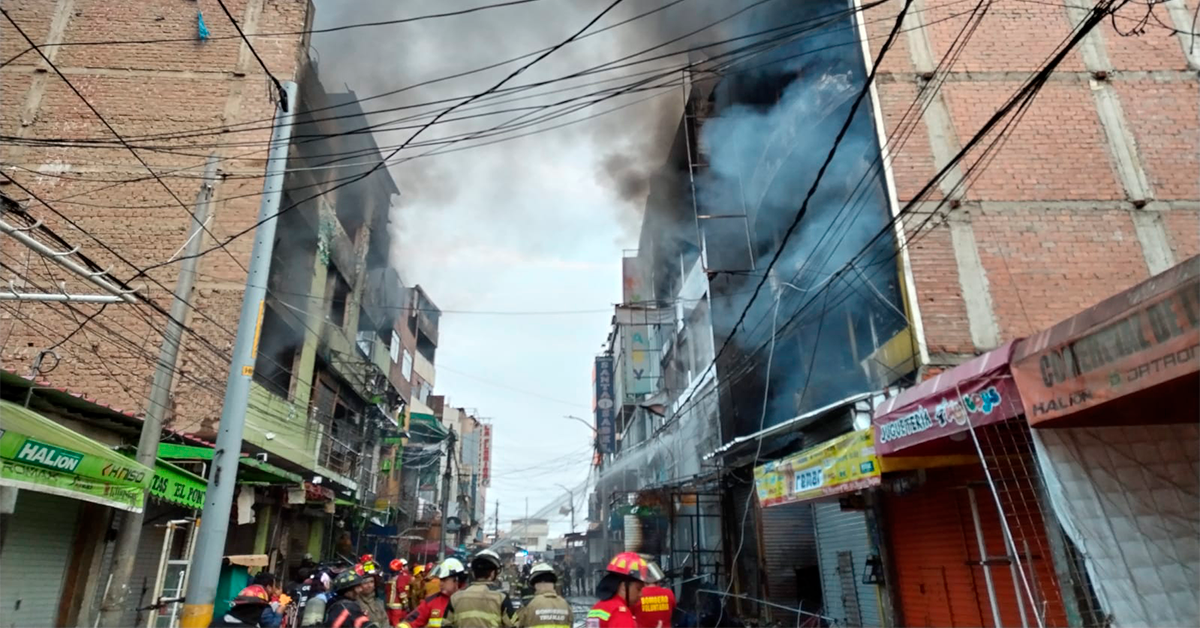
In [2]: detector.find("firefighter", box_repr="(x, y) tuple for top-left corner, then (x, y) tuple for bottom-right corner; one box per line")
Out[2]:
(388, 559), (413, 626)
(450, 550), (515, 628)
(399, 558), (467, 628)
(210, 585), (280, 627)
(586, 553), (663, 628)
(515, 563), (573, 628)
(423, 563), (440, 599)
(355, 559), (391, 628)
(408, 564), (426, 611)
(325, 569), (379, 628)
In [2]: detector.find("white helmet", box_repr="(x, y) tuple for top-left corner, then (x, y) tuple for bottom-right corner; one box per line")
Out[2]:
(471, 549), (503, 572)
(529, 562), (557, 584)
(432, 558), (467, 580)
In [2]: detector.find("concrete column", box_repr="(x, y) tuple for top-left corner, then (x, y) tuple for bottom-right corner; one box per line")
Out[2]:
(949, 216), (1004, 349)
(308, 517), (326, 559)
(1130, 211), (1177, 274)
(252, 502), (274, 573)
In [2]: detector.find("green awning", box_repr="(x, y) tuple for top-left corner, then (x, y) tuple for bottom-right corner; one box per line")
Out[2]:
(0, 400), (152, 512)
(151, 459), (207, 510)
(157, 442), (302, 484)
(408, 412), (448, 442)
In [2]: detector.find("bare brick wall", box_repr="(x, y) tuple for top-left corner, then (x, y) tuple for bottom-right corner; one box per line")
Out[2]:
(864, 0), (1200, 360)
(1, 0), (311, 429)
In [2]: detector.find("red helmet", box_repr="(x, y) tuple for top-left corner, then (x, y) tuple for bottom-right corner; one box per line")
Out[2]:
(390, 559), (406, 572)
(233, 584), (269, 605)
(605, 552), (662, 583)
(425, 562), (434, 572)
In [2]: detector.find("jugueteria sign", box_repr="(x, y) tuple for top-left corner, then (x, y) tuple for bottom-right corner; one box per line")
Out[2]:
(1012, 257), (1199, 425)
(754, 429), (882, 508)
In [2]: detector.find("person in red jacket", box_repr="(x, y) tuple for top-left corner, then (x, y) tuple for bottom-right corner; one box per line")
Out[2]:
(387, 559), (412, 627)
(635, 583), (676, 628)
(587, 553), (664, 628)
(398, 558), (467, 628)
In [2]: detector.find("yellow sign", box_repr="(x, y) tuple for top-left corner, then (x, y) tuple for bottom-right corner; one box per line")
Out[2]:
(754, 429), (882, 508)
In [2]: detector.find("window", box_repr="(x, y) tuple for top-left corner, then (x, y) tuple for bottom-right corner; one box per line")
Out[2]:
(328, 274), (350, 327)
(417, 381), (432, 403)
(253, 306), (296, 398)
(390, 331), (400, 363)
(401, 349), (413, 380)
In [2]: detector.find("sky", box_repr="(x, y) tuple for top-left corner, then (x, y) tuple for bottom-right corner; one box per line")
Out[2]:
(309, 0), (700, 537)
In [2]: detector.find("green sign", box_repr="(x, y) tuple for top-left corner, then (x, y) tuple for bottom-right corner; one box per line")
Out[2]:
(150, 460), (207, 510)
(1, 400), (152, 512)
(15, 438), (83, 472)
(2, 458), (145, 511)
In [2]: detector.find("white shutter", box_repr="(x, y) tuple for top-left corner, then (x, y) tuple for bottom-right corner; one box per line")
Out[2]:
(390, 331), (401, 363)
(814, 501), (882, 627)
(0, 491), (80, 627)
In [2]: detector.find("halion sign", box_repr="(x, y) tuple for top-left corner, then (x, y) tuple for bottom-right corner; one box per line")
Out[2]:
(16, 439), (84, 472)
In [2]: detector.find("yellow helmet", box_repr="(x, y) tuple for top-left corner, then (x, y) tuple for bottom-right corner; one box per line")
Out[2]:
(413, 564), (424, 575)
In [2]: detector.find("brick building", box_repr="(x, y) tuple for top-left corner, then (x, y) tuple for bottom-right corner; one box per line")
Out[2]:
(590, 1), (1198, 626)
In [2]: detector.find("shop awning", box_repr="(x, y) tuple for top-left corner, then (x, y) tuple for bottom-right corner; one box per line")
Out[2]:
(407, 412), (448, 443)
(408, 541), (453, 556)
(0, 400), (152, 512)
(150, 459), (207, 510)
(754, 429), (882, 508)
(873, 341), (1024, 456)
(1012, 255), (1199, 427)
(157, 442), (302, 484)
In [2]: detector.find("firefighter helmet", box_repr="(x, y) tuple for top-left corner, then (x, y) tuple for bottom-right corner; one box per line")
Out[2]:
(471, 549), (503, 572)
(605, 552), (663, 583)
(528, 562), (557, 585)
(332, 569), (367, 593)
(231, 584), (269, 606)
(432, 557), (468, 580)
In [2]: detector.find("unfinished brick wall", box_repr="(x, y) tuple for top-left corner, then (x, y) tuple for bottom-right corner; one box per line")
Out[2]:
(0, 0), (311, 430)
(863, 0), (1200, 362)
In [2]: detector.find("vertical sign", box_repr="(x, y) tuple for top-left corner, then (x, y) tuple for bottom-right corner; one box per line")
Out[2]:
(594, 355), (616, 453)
(480, 424), (492, 487)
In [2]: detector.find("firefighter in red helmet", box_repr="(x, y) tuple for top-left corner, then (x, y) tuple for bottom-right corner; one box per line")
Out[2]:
(586, 553), (664, 628)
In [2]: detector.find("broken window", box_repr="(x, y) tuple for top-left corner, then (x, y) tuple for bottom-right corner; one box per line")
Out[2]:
(253, 306), (297, 398)
(328, 274), (351, 327)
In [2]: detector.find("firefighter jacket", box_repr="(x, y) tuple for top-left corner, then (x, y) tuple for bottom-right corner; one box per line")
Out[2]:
(325, 597), (376, 628)
(399, 592), (452, 628)
(586, 596), (638, 628)
(514, 591), (573, 628)
(360, 592), (391, 628)
(449, 582), (515, 628)
(388, 575), (412, 626)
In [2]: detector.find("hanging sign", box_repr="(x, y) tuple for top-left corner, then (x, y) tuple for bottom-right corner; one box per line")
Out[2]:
(754, 429), (881, 508)
(594, 355), (616, 454)
(149, 460), (207, 510)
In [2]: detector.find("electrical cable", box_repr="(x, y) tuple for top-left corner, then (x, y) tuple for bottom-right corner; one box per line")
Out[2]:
(214, 0), (289, 111)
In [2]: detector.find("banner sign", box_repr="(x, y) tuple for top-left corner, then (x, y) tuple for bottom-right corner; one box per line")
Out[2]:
(1, 400), (151, 512)
(754, 429), (881, 508)
(594, 355), (616, 454)
(621, 325), (659, 402)
(1012, 257), (1199, 425)
(873, 342), (1022, 455)
(149, 460), (206, 510)
(480, 424), (492, 487)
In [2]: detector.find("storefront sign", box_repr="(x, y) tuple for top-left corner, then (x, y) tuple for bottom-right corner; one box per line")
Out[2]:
(1, 400), (152, 512)
(1012, 257), (1199, 425)
(480, 424), (492, 487)
(754, 429), (881, 508)
(149, 460), (206, 510)
(873, 342), (1023, 455)
(594, 355), (616, 454)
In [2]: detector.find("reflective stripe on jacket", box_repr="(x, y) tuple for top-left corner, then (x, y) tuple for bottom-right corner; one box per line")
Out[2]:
(449, 583), (515, 628)
(514, 591), (573, 628)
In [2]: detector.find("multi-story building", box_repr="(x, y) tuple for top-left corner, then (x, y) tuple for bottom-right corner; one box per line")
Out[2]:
(592, 1), (1198, 626)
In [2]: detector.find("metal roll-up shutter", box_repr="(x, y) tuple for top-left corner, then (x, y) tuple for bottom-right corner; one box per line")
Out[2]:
(0, 491), (81, 628)
(813, 501), (881, 627)
(760, 501), (818, 622)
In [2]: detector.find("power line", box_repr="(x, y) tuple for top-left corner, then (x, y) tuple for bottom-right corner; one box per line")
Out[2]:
(214, 0), (289, 112)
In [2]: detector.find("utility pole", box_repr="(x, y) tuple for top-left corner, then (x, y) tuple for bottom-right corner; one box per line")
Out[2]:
(98, 155), (220, 627)
(494, 500), (499, 541)
(438, 429), (457, 561)
(179, 81), (297, 628)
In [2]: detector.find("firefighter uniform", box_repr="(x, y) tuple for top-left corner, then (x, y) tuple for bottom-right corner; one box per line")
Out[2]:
(388, 573), (412, 626)
(515, 590), (573, 628)
(449, 582), (515, 628)
(585, 597), (638, 628)
(399, 592), (452, 628)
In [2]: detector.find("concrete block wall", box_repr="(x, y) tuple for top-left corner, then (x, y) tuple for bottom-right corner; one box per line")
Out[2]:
(862, 0), (1200, 364)
(0, 0), (312, 432)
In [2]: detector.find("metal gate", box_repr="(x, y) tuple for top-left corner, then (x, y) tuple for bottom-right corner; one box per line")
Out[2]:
(0, 491), (80, 627)
(760, 500), (819, 623)
(813, 501), (881, 626)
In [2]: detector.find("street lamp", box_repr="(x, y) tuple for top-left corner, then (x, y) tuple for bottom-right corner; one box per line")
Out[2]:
(562, 415), (596, 432)
(555, 483), (575, 532)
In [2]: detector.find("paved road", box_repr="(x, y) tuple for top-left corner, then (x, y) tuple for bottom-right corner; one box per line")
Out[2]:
(567, 596), (596, 628)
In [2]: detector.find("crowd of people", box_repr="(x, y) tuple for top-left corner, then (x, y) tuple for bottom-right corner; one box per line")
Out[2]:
(208, 550), (677, 628)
